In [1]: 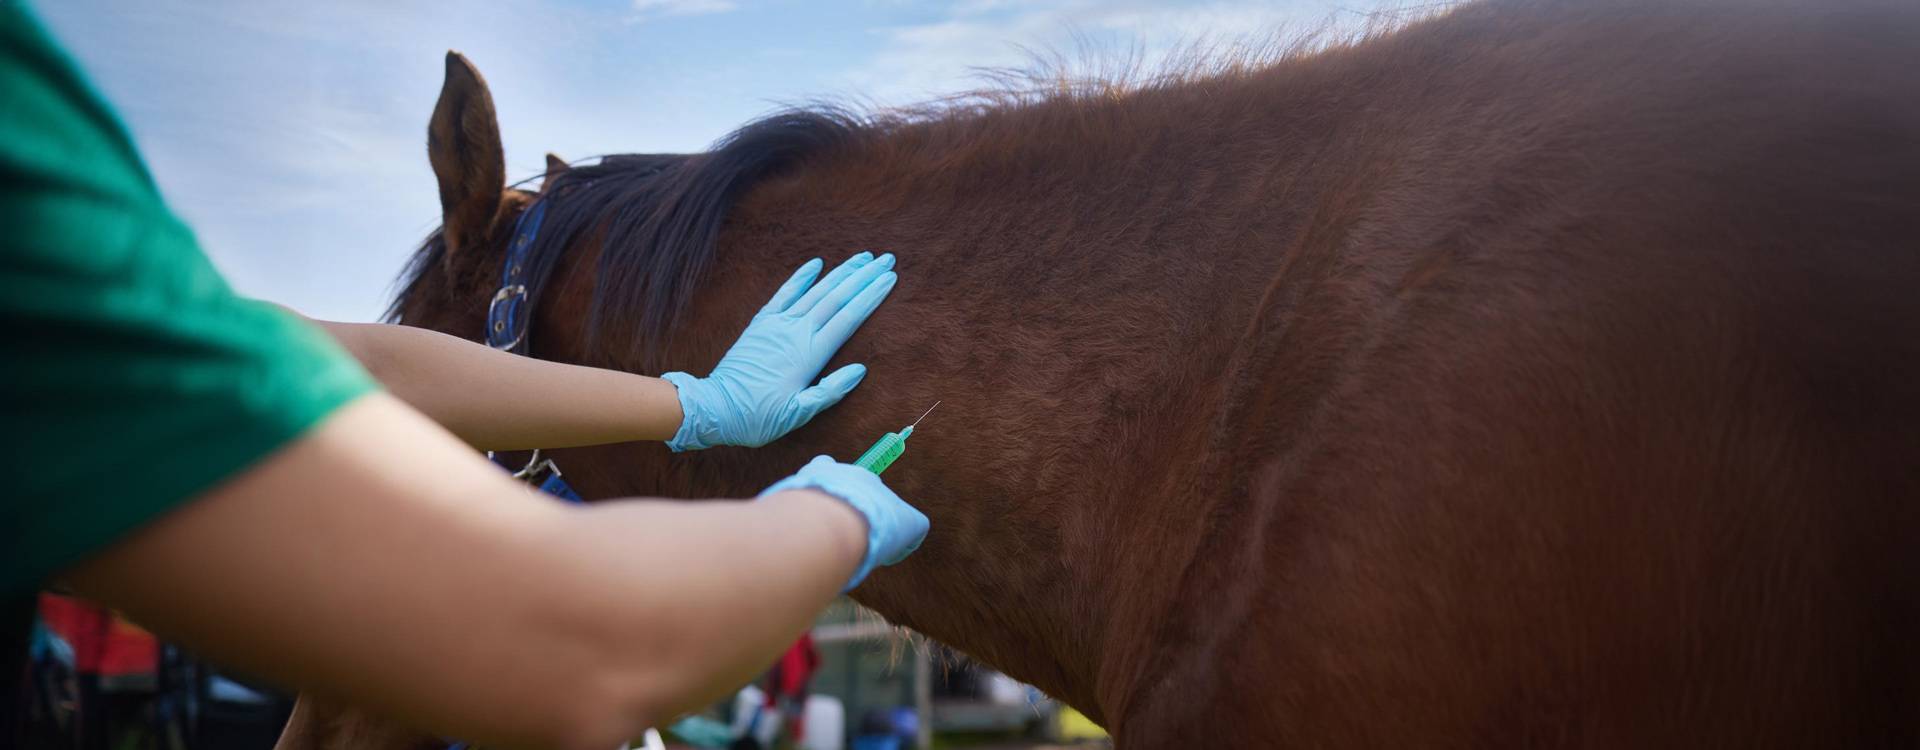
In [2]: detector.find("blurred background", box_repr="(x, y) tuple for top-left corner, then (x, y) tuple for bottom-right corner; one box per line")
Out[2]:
(29, 2), (1404, 748)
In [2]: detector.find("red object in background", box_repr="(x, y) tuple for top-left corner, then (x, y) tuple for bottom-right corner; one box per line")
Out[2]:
(765, 633), (821, 740)
(38, 593), (158, 680)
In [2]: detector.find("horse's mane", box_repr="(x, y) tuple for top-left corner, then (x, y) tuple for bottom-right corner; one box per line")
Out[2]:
(543, 112), (866, 365)
(386, 3), (1444, 366)
(388, 110), (867, 366)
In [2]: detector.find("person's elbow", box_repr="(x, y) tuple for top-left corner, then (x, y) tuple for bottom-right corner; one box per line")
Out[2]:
(519, 625), (682, 750)
(479, 664), (657, 750)
(538, 684), (661, 750)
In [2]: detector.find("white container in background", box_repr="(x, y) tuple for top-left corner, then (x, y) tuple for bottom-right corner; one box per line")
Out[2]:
(730, 685), (781, 746)
(986, 672), (1030, 705)
(800, 695), (845, 750)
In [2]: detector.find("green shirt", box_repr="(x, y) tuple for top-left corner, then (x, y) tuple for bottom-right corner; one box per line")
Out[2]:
(0, 4), (377, 595)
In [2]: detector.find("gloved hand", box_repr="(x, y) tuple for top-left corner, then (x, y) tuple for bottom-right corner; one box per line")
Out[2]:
(761, 455), (929, 591)
(663, 252), (897, 451)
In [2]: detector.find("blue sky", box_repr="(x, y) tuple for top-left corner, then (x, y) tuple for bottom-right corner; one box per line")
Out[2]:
(40, 0), (1401, 321)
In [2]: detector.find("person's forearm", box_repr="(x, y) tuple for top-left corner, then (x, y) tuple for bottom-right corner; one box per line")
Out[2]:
(65, 395), (866, 750)
(317, 320), (682, 450)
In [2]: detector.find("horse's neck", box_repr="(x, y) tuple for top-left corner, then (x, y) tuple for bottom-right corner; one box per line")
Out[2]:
(655, 262), (1165, 717)
(683, 175), (1285, 726)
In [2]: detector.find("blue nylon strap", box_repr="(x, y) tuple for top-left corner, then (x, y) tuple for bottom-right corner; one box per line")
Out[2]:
(539, 472), (584, 503)
(485, 199), (549, 353)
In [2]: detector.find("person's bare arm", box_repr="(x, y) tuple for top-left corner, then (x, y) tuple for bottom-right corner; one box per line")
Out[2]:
(63, 393), (866, 750)
(309, 251), (897, 454)
(318, 320), (683, 451)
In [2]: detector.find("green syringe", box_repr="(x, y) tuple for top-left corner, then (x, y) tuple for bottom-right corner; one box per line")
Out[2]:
(853, 401), (940, 475)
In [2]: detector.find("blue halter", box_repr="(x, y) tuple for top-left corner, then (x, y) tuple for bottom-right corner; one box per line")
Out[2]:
(483, 198), (583, 505)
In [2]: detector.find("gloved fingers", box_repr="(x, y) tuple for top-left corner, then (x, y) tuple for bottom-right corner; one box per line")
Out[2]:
(818, 271), (897, 347)
(760, 257), (825, 314)
(805, 253), (895, 329)
(786, 251), (873, 319)
(792, 363), (867, 415)
(879, 507), (929, 565)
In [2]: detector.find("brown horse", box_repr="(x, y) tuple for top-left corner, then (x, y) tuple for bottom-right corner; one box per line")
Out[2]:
(280, 0), (1920, 746)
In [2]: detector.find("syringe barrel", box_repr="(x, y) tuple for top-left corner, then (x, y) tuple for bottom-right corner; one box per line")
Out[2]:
(854, 431), (908, 474)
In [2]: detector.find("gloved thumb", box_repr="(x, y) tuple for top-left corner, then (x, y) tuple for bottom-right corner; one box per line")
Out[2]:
(793, 363), (867, 416)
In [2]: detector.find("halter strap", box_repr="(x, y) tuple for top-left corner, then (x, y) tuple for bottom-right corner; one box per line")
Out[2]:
(485, 198), (548, 353)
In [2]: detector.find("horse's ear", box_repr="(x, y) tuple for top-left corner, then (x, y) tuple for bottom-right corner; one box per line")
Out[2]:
(427, 51), (505, 256)
(544, 152), (570, 187)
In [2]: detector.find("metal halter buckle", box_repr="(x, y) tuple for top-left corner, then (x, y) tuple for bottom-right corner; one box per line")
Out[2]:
(485, 284), (527, 351)
(510, 449), (559, 483)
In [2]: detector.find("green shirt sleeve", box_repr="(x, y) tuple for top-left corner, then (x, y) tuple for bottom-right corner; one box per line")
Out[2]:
(0, 4), (378, 596)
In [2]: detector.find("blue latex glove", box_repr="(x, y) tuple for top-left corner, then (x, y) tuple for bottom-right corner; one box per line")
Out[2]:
(761, 455), (929, 591)
(663, 252), (897, 451)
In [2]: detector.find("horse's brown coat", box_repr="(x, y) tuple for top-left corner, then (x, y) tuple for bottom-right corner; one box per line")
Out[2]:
(284, 0), (1920, 746)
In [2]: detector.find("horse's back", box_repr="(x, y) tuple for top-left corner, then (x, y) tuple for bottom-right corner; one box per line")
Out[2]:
(1134, 0), (1920, 745)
